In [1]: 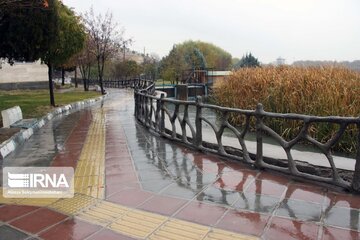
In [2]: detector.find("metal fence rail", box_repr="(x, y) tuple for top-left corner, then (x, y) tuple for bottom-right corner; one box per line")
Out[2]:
(132, 80), (360, 192)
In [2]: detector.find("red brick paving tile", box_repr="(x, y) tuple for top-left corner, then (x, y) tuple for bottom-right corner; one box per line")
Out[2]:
(224, 161), (254, 171)
(88, 229), (135, 240)
(325, 192), (360, 209)
(106, 144), (127, 149)
(174, 201), (227, 226)
(106, 173), (138, 184)
(256, 171), (290, 185)
(88, 228), (136, 240)
(10, 208), (67, 234)
(105, 149), (130, 157)
(106, 143), (128, 148)
(264, 216), (319, 240)
(105, 182), (140, 197)
(321, 226), (360, 240)
(285, 183), (326, 203)
(213, 170), (255, 191)
(192, 154), (223, 165)
(39, 218), (101, 240)
(52, 152), (80, 167)
(105, 157), (130, 163)
(106, 135), (126, 140)
(246, 180), (287, 197)
(105, 163), (134, 171)
(195, 159), (228, 174)
(139, 195), (188, 216)
(52, 160), (76, 168)
(67, 131), (88, 138)
(216, 209), (270, 236)
(107, 189), (153, 207)
(0, 205), (39, 222)
(105, 165), (134, 176)
(105, 156), (132, 162)
(60, 144), (84, 152)
(66, 135), (87, 144)
(65, 138), (86, 145)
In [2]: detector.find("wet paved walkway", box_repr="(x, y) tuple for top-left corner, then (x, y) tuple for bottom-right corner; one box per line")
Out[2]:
(0, 89), (360, 240)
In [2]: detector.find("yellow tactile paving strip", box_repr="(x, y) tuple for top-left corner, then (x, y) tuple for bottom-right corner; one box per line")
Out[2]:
(109, 208), (168, 238)
(49, 193), (101, 215)
(0, 108), (258, 240)
(73, 109), (105, 199)
(74, 199), (258, 240)
(149, 219), (209, 240)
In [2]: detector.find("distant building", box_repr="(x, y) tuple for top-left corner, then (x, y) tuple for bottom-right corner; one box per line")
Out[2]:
(0, 60), (48, 90)
(182, 69), (231, 86)
(276, 57), (286, 65)
(207, 71), (231, 85)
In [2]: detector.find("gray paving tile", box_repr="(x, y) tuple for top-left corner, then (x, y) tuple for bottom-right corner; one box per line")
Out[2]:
(276, 199), (323, 222)
(0, 225), (29, 240)
(325, 206), (360, 231)
(233, 193), (280, 214)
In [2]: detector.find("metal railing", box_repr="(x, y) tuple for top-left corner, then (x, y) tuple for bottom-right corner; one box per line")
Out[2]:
(133, 81), (360, 192)
(86, 77), (154, 89)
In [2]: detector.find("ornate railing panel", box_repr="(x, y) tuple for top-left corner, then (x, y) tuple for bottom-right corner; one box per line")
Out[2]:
(133, 82), (360, 192)
(87, 77), (154, 89)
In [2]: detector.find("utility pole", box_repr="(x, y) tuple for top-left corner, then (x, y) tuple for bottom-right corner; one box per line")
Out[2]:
(122, 38), (133, 62)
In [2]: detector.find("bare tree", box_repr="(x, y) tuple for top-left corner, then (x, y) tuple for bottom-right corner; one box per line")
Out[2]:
(82, 7), (129, 94)
(121, 38), (133, 62)
(76, 36), (96, 91)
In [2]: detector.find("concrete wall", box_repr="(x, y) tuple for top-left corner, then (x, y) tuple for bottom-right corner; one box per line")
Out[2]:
(0, 60), (48, 83)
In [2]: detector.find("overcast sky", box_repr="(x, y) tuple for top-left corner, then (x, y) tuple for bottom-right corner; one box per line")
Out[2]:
(62, 0), (360, 64)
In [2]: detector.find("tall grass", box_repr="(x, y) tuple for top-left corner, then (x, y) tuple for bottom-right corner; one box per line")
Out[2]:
(213, 66), (360, 154)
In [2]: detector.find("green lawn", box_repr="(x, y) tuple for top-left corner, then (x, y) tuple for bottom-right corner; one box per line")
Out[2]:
(0, 89), (100, 122)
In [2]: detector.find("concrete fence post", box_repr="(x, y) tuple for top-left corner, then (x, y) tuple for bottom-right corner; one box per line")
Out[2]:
(160, 93), (165, 134)
(352, 123), (360, 191)
(195, 96), (203, 148)
(255, 103), (264, 168)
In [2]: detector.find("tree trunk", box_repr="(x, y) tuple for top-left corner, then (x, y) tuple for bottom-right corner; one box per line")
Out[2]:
(48, 63), (55, 107)
(97, 56), (105, 95)
(86, 64), (91, 91)
(99, 75), (105, 95)
(83, 79), (87, 91)
(74, 66), (78, 88)
(61, 67), (65, 86)
(79, 65), (87, 91)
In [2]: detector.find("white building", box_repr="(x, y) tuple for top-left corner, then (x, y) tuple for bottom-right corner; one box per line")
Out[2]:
(276, 57), (286, 65)
(0, 60), (48, 89)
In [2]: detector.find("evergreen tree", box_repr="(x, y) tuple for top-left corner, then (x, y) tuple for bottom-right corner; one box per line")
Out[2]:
(234, 53), (260, 69)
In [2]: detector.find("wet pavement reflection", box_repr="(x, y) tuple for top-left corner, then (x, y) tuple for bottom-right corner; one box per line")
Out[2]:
(115, 89), (360, 239)
(0, 89), (359, 239)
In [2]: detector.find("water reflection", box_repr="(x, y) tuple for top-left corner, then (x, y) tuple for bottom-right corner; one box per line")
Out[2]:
(132, 123), (264, 208)
(131, 122), (360, 231)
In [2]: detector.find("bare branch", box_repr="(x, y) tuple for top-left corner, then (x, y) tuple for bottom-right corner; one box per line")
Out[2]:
(81, 7), (132, 94)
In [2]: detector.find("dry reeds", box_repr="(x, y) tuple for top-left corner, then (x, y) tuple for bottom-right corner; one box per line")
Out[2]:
(213, 66), (360, 154)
